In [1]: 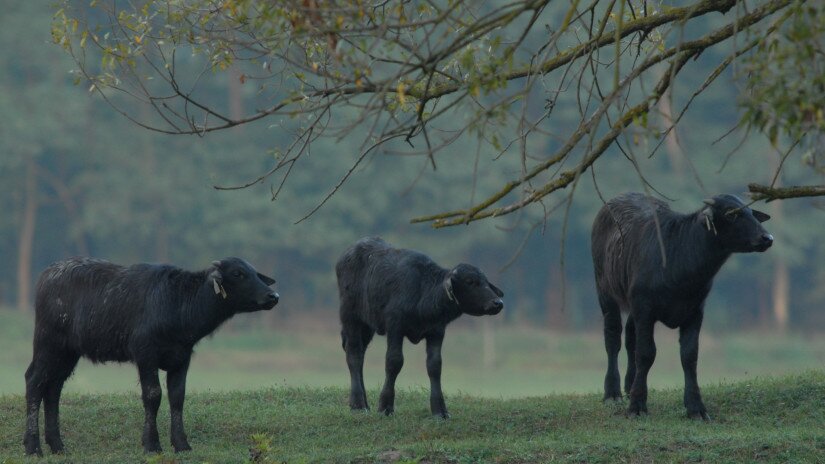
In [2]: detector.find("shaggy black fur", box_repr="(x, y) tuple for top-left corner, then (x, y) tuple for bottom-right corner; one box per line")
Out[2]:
(592, 193), (772, 419)
(336, 237), (503, 418)
(23, 257), (278, 455)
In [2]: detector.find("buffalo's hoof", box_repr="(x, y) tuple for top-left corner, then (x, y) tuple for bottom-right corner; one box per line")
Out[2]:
(432, 411), (451, 420)
(174, 444), (192, 453)
(687, 410), (711, 422)
(603, 395), (623, 403)
(626, 405), (649, 417)
(23, 435), (43, 457)
(143, 445), (162, 454)
(379, 407), (395, 416)
(46, 438), (65, 454)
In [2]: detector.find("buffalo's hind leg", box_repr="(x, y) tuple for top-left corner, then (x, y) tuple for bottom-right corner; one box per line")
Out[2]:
(342, 321), (373, 411)
(624, 315), (636, 396)
(628, 312), (656, 417)
(23, 359), (47, 456)
(600, 294), (623, 402)
(43, 351), (80, 454)
(138, 363), (163, 453)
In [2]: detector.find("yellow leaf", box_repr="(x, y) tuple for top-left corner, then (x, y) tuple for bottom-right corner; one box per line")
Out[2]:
(134, 35), (142, 44)
(397, 82), (406, 105)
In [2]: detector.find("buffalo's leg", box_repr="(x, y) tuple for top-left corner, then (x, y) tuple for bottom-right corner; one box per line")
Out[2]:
(342, 322), (372, 410)
(426, 329), (449, 418)
(23, 358), (47, 456)
(624, 316), (636, 396)
(680, 312), (709, 421)
(167, 359), (192, 452)
(43, 352), (80, 454)
(378, 333), (404, 416)
(628, 313), (656, 416)
(600, 295), (623, 401)
(138, 364), (163, 453)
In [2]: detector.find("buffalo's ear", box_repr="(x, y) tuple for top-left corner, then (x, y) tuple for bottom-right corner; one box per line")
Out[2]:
(489, 283), (504, 298)
(209, 262), (227, 298)
(443, 274), (457, 303)
(752, 209), (771, 223)
(257, 272), (276, 286)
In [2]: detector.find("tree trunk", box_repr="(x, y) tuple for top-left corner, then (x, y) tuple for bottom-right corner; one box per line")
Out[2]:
(657, 88), (686, 176)
(769, 156), (789, 331)
(17, 157), (38, 313)
(229, 67), (243, 122)
(772, 258), (789, 331)
(482, 317), (495, 369)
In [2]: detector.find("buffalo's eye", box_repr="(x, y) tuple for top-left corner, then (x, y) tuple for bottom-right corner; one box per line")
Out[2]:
(725, 209), (740, 221)
(465, 278), (474, 285)
(232, 270), (244, 278)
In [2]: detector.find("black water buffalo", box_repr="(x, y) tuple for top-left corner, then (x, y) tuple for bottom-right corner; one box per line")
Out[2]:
(23, 257), (279, 455)
(336, 237), (503, 418)
(592, 193), (772, 419)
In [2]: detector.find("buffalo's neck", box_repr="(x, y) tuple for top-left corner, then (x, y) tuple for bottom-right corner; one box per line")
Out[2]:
(179, 274), (234, 343)
(660, 213), (730, 290)
(417, 268), (463, 325)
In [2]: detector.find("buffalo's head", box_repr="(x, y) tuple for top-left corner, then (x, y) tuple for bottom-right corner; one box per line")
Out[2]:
(701, 194), (773, 253)
(209, 258), (279, 311)
(444, 264), (504, 316)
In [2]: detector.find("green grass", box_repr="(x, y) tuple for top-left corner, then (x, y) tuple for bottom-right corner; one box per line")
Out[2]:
(1, 372), (824, 463)
(2, 311), (824, 398)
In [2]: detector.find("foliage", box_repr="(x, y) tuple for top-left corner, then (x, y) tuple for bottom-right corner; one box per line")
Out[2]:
(0, 371), (824, 462)
(739, 0), (825, 147)
(50, 0), (824, 228)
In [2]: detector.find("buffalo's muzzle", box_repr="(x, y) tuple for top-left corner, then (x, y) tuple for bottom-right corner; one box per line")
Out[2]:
(754, 233), (774, 252)
(485, 298), (504, 315)
(259, 291), (279, 309)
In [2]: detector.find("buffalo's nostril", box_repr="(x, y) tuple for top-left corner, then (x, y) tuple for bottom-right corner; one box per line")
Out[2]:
(268, 292), (280, 303)
(762, 233), (774, 244)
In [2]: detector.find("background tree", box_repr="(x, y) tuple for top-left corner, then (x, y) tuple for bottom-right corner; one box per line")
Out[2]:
(2, 1), (824, 332)
(51, 0), (825, 227)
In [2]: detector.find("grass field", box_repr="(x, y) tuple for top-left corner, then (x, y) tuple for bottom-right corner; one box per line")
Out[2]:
(1, 372), (824, 462)
(1, 311), (824, 398)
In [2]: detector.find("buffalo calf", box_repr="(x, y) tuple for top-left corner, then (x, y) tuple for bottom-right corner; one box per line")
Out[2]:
(592, 193), (772, 419)
(336, 237), (503, 418)
(24, 257), (279, 455)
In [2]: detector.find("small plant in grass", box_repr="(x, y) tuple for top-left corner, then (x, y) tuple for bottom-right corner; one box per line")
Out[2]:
(249, 433), (275, 464)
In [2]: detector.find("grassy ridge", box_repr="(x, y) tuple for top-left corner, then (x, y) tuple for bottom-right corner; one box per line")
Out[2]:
(1, 371), (824, 463)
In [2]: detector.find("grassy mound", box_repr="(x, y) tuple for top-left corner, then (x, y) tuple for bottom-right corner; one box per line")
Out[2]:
(1, 371), (823, 463)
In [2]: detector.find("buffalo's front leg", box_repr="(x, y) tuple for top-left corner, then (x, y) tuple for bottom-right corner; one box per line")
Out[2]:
(167, 359), (192, 452)
(378, 334), (404, 416)
(138, 364), (163, 453)
(680, 312), (709, 420)
(426, 329), (449, 418)
(628, 313), (655, 416)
